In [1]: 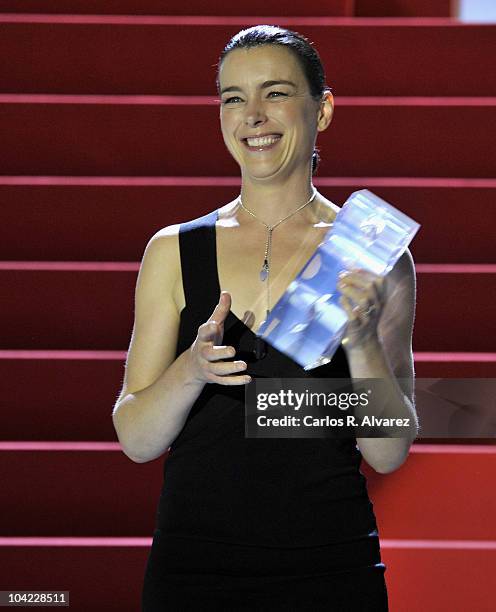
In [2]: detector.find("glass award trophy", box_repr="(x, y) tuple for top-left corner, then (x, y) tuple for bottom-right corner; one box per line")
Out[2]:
(256, 189), (421, 370)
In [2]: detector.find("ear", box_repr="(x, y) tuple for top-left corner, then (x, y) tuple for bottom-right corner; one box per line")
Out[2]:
(317, 91), (334, 132)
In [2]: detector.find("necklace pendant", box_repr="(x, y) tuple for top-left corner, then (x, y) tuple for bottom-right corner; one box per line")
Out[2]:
(260, 260), (269, 282)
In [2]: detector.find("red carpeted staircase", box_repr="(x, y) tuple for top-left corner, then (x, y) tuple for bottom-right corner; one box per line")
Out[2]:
(1, 1), (495, 610)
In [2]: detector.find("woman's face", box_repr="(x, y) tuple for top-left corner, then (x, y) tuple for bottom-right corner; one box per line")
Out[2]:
(218, 44), (332, 181)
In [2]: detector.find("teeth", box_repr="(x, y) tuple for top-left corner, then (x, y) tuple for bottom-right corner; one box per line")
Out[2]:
(246, 135), (281, 147)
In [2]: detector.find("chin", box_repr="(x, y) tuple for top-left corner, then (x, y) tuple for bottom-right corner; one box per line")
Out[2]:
(241, 158), (288, 178)
(242, 167), (285, 182)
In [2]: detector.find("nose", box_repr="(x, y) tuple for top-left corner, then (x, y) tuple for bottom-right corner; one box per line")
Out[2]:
(243, 97), (267, 128)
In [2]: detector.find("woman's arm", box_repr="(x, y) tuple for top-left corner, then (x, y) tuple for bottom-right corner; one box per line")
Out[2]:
(340, 248), (419, 473)
(112, 227), (248, 464)
(111, 227), (203, 463)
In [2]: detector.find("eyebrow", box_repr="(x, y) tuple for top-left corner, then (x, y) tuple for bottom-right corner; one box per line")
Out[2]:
(220, 80), (297, 95)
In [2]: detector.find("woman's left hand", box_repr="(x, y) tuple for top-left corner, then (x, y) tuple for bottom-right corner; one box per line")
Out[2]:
(337, 269), (387, 350)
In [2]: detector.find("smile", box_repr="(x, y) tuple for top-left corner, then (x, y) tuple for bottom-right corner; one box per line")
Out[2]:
(243, 134), (282, 150)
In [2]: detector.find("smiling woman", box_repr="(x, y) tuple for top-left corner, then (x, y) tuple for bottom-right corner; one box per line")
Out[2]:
(217, 30), (333, 185)
(116, 24), (417, 611)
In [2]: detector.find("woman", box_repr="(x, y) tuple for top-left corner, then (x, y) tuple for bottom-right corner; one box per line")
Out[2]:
(112, 25), (418, 610)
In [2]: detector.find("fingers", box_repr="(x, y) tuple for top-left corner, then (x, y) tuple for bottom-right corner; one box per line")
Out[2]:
(337, 269), (384, 310)
(202, 359), (251, 385)
(206, 372), (252, 386)
(202, 343), (236, 362)
(198, 342), (251, 385)
(339, 294), (362, 325)
(338, 282), (369, 309)
(192, 298), (252, 385)
(197, 292), (232, 346)
(194, 347), (251, 385)
(339, 269), (385, 293)
(190, 335), (251, 385)
(197, 320), (221, 343)
(207, 291), (231, 326)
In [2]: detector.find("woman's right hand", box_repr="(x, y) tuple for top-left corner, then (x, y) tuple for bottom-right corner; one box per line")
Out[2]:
(188, 291), (251, 385)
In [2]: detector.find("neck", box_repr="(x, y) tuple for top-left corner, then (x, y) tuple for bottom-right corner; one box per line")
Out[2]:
(239, 169), (316, 227)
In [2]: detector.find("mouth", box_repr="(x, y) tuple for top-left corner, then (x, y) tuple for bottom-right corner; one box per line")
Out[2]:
(242, 134), (282, 151)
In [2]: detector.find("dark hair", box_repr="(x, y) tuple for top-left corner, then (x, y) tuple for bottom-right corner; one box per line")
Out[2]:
(217, 25), (332, 175)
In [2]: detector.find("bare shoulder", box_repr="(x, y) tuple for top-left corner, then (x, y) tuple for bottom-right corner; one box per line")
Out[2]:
(395, 247), (416, 275)
(321, 194), (341, 217)
(379, 247), (417, 341)
(139, 224), (182, 296)
(385, 247), (416, 297)
(216, 197), (243, 226)
(314, 193), (341, 226)
(113, 224), (182, 406)
(145, 223), (181, 256)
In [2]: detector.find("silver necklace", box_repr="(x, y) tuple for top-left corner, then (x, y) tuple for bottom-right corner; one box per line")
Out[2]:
(237, 187), (318, 323)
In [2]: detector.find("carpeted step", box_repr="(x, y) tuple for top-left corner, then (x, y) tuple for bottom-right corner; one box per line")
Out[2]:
(0, 0), (353, 16)
(0, 445), (493, 540)
(0, 540), (147, 612)
(0, 536), (493, 612)
(0, 180), (494, 263)
(382, 541), (496, 612)
(0, 264), (494, 351)
(1, 99), (494, 177)
(355, 0), (452, 17)
(1, 352), (495, 442)
(0, 18), (494, 96)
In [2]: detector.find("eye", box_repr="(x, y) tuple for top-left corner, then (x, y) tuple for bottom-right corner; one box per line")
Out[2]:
(222, 96), (243, 104)
(267, 91), (287, 98)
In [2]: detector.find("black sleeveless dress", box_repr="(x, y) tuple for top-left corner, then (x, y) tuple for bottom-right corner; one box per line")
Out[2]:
(141, 211), (389, 611)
